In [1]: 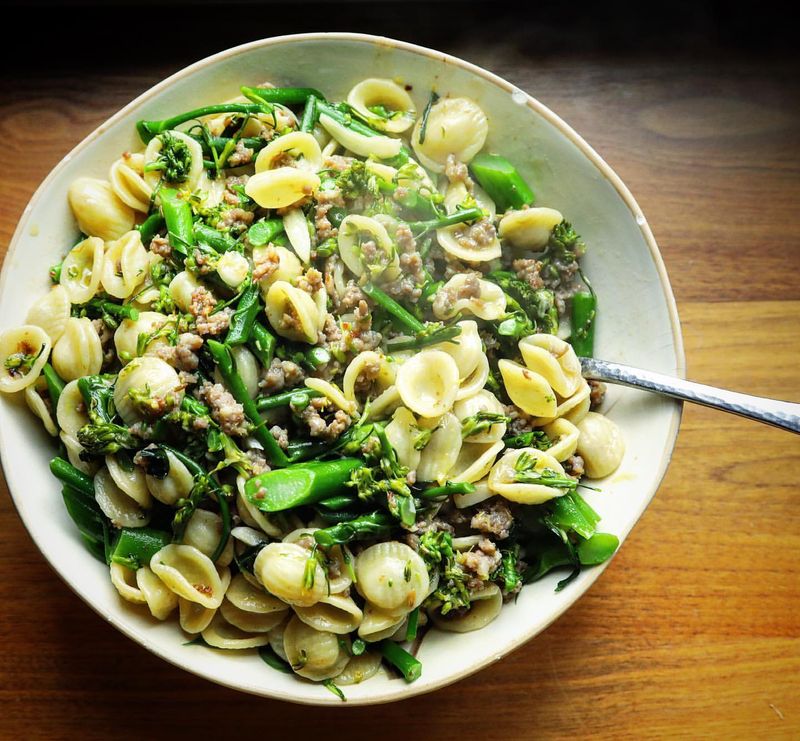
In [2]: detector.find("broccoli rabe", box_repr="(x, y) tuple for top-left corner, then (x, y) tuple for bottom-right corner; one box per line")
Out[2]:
(143, 132), (193, 183)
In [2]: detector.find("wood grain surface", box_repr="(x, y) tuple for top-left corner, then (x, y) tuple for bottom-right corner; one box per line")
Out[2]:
(1, 16), (799, 740)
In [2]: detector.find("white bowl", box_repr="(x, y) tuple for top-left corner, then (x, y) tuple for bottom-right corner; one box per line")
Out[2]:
(0, 33), (684, 705)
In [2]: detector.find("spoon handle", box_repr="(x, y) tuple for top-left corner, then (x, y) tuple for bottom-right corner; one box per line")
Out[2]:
(579, 357), (800, 434)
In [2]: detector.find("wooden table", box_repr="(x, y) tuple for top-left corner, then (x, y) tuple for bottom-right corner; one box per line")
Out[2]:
(1, 25), (798, 740)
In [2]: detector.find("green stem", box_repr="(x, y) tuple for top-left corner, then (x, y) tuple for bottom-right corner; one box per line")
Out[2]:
(160, 188), (195, 259)
(50, 457), (94, 498)
(255, 387), (322, 412)
(313, 512), (394, 547)
(43, 364), (65, 409)
(469, 153), (535, 212)
(570, 290), (596, 357)
(379, 640), (422, 683)
(225, 281), (260, 346)
(243, 458), (362, 512)
(385, 325), (462, 352)
(136, 213), (165, 244)
(247, 322), (276, 368)
(418, 482), (476, 499)
(362, 283), (424, 333)
(300, 95), (317, 133)
(206, 340), (289, 467)
(408, 207), (484, 234)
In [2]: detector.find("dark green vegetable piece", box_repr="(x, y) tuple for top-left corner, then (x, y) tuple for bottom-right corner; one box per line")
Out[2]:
(322, 679), (346, 702)
(378, 640), (422, 683)
(136, 213), (165, 244)
(143, 132), (193, 182)
(418, 530), (470, 615)
(407, 206), (485, 235)
(503, 430), (552, 450)
(545, 491), (600, 540)
(111, 527), (172, 570)
(315, 493), (357, 512)
(77, 422), (138, 456)
(192, 135), (268, 158)
(79, 298), (140, 327)
(487, 270), (558, 334)
(206, 340), (289, 467)
(258, 645), (293, 673)
(300, 95), (317, 133)
(247, 218), (284, 247)
(61, 485), (107, 562)
(577, 532), (619, 565)
(225, 281), (260, 345)
(159, 188), (195, 258)
(418, 482), (476, 499)
(570, 290), (596, 357)
(405, 607), (420, 641)
(469, 153), (535, 212)
(243, 458), (362, 512)
(42, 363), (65, 408)
(240, 85), (326, 107)
(256, 387), (322, 412)
(418, 90), (439, 145)
(77, 375), (115, 424)
(247, 322), (276, 368)
(313, 512), (394, 547)
(194, 223), (236, 253)
(50, 456), (94, 498)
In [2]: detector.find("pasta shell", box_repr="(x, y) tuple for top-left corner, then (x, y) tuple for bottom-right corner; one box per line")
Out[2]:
(542, 417), (580, 462)
(110, 562), (147, 604)
(357, 602), (407, 642)
(150, 544), (224, 608)
(410, 97), (488, 172)
(51, 317), (102, 382)
(337, 214), (398, 280)
(347, 78), (416, 134)
(384, 406), (422, 472)
(498, 359), (557, 418)
(145, 449), (193, 505)
(283, 615), (350, 681)
(283, 207), (312, 263)
(179, 598), (217, 635)
(355, 541), (429, 614)
(432, 320), (482, 381)
(113, 356), (184, 425)
(168, 271), (202, 313)
(253, 542), (326, 607)
(26, 285), (71, 343)
(499, 207), (564, 250)
(318, 113), (402, 160)
(449, 440), (504, 484)
(245, 167), (320, 209)
(255, 131), (322, 173)
(68, 178), (135, 241)
(416, 412), (462, 484)
(101, 231), (148, 299)
(431, 583), (502, 633)
(60, 431), (100, 476)
(488, 447), (567, 505)
(136, 566), (179, 620)
(109, 152), (152, 213)
(519, 334), (582, 398)
(143, 130), (204, 192)
(219, 599), (287, 633)
(114, 311), (170, 363)
(201, 613), (270, 649)
(455, 354), (490, 401)
(453, 478), (495, 509)
(335, 651), (383, 686)
(294, 594), (363, 635)
(0, 325), (51, 393)
(253, 245), (303, 293)
(575, 412), (625, 479)
(225, 573), (288, 614)
(216, 251), (250, 288)
(343, 350), (395, 405)
(396, 349), (459, 419)
(94, 468), (150, 528)
(106, 454), (151, 508)
(454, 389), (508, 443)
(533, 379), (592, 427)
(184, 509), (233, 567)
(304, 377), (357, 416)
(24, 378), (58, 436)
(60, 236), (104, 305)
(432, 274), (506, 321)
(265, 280), (320, 344)
(236, 489), (284, 539)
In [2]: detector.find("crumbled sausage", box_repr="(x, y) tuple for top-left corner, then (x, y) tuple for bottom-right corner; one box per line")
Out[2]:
(149, 235), (171, 258)
(323, 154), (355, 172)
(470, 500), (514, 540)
(453, 219), (497, 253)
(189, 287), (231, 336)
(217, 207), (254, 233)
(259, 358), (305, 393)
(445, 154), (471, 185)
(253, 245), (280, 282)
(458, 538), (502, 582)
(196, 381), (248, 437)
(315, 188), (345, 240)
(563, 454), (585, 478)
(270, 425), (290, 450)
(298, 397), (352, 441)
(155, 332), (203, 372)
(512, 258), (544, 290)
(226, 141), (254, 168)
(296, 267), (323, 294)
(589, 379), (606, 410)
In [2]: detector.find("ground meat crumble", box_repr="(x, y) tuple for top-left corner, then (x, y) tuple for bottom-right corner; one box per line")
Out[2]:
(470, 499), (514, 540)
(298, 396), (351, 441)
(195, 381), (248, 437)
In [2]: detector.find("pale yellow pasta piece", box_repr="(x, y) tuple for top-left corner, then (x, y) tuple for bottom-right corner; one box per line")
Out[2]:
(245, 167), (320, 209)
(355, 541), (429, 614)
(293, 594), (363, 635)
(533, 379), (592, 427)
(347, 78), (416, 133)
(136, 566), (179, 620)
(436, 182), (502, 262)
(283, 615), (351, 680)
(184, 509), (233, 567)
(431, 583), (502, 632)
(282, 207), (312, 263)
(51, 318), (102, 382)
(499, 207), (564, 250)
(26, 285), (70, 343)
(542, 418), (580, 462)
(453, 478), (495, 509)
(384, 406), (422, 472)
(68, 178), (135, 241)
(498, 359), (557, 418)
(449, 440), (505, 484)
(411, 97), (488, 172)
(455, 354), (490, 401)
(60, 431), (100, 476)
(396, 349), (459, 419)
(357, 602), (407, 642)
(110, 562), (147, 604)
(519, 334), (582, 398)
(216, 251), (250, 288)
(254, 542), (326, 607)
(265, 280), (320, 344)
(255, 131), (322, 173)
(219, 599), (287, 633)
(24, 377), (58, 436)
(56, 379), (89, 436)
(342, 350), (395, 406)
(454, 389), (508, 443)
(168, 271), (202, 313)
(106, 454), (151, 508)
(150, 544), (224, 608)
(145, 449), (193, 506)
(433, 274), (506, 321)
(337, 214), (399, 280)
(335, 651), (383, 685)
(114, 311), (170, 363)
(0, 325), (50, 393)
(432, 320), (482, 381)
(225, 573), (288, 615)
(113, 356), (184, 425)
(575, 411), (625, 479)
(60, 237), (105, 305)
(488, 447), (568, 505)
(201, 613), (270, 649)
(94, 468), (150, 528)
(319, 112), (402, 159)
(179, 598), (217, 634)
(416, 412), (462, 484)
(109, 152), (152, 213)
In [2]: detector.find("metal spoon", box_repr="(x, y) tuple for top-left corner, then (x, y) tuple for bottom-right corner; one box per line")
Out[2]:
(579, 357), (800, 434)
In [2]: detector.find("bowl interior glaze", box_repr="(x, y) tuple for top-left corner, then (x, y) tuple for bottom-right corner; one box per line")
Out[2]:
(0, 33), (683, 705)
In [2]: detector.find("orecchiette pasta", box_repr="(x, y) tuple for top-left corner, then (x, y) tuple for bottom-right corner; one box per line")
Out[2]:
(60, 237), (105, 305)
(101, 230), (148, 299)
(143, 130), (205, 192)
(245, 167), (320, 209)
(575, 412), (625, 479)
(255, 131), (323, 173)
(94, 468), (150, 528)
(283, 615), (351, 681)
(0, 325), (51, 392)
(109, 152), (152, 213)
(26, 285), (70, 343)
(68, 177), (135, 241)
(347, 78), (416, 134)
(51, 318), (102, 382)
(411, 97), (488, 172)
(395, 349), (459, 418)
(265, 280), (320, 344)
(488, 447), (569, 505)
(337, 214), (399, 280)
(253, 542), (326, 607)
(150, 545), (225, 608)
(319, 113), (402, 160)
(432, 274), (506, 321)
(499, 207), (564, 250)
(355, 542), (429, 614)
